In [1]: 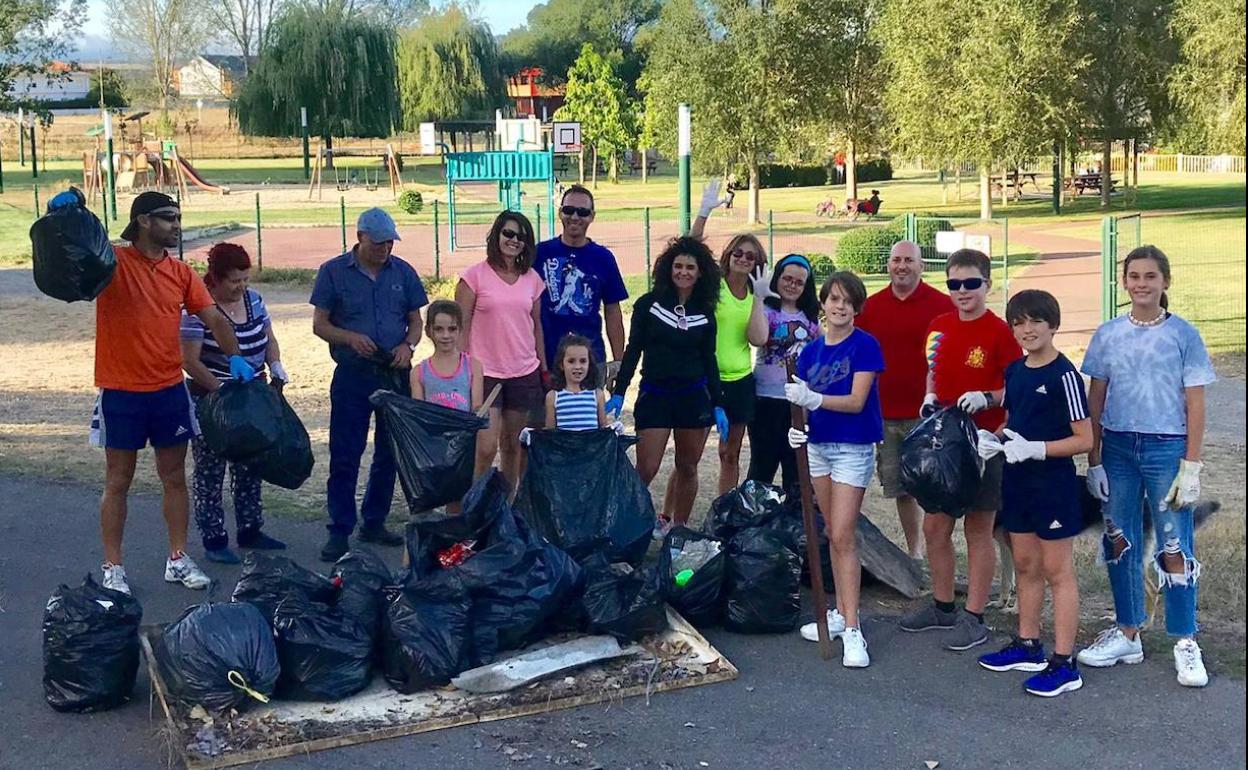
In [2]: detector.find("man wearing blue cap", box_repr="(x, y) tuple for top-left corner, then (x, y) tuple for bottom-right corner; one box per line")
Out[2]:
(311, 207), (428, 561)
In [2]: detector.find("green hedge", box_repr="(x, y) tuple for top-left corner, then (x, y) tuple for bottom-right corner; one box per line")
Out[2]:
(835, 226), (901, 274)
(886, 212), (955, 261)
(806, 252), (836, 280)
(856, 158), (893, 184)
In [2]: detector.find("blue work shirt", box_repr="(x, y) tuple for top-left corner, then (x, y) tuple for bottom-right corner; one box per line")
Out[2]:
(309, 248), (429, 366)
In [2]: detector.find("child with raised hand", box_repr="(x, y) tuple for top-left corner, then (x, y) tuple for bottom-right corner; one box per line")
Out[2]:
(975, 290), (1092, 697)
(411, 299), (484, 413)
(785, 271), (885, 669)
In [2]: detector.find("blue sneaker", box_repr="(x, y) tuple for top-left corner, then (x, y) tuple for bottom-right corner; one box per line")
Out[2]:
(978, 638), (1048, 672)
(1024, 658), (1083, 697)
(203, 547), (241, 564)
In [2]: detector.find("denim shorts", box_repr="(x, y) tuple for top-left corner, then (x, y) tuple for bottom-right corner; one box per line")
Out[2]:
(807, 442), (876, 488)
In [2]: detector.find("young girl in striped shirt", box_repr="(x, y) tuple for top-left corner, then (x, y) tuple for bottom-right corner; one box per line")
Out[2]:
(544, 334), (617, 431)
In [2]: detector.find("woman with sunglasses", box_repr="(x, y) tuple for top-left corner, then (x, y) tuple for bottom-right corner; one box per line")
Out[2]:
(608, 236), (726, 537)
(456, 211), (547, 494)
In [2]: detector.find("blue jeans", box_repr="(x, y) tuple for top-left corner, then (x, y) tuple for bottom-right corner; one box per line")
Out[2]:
(326, 364), (405, 537)
(1101, 430), (1200, 637)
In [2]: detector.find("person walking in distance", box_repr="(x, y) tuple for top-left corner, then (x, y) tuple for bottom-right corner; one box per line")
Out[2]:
(856, 240), (955, 558)
(82, 191), (255, 595)
(311, 208), (428, 562)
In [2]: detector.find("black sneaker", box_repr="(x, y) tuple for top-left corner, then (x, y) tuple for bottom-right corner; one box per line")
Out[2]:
(237, 530), (287, 550)
(320, 534), (350, 562)
(358, 524), (403, 547)
(943, 609), (990, 651)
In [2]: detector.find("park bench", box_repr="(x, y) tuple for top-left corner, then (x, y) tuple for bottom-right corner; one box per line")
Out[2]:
(627, 152), (657, 175)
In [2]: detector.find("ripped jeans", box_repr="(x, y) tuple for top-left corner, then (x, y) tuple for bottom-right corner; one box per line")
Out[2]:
(1101, 430), (1200, 637)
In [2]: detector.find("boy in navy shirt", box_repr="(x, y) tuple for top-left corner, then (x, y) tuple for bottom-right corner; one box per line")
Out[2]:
(976, 289), (1092, 697)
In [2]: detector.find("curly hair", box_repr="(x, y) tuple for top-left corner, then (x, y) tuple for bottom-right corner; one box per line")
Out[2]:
(204, 242), (251, 288)
(651, 235), (720, 312)
(485, 211), (536, 273)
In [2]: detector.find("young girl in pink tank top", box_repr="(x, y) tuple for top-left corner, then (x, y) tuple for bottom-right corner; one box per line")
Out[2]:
(411, 300), (483, 413)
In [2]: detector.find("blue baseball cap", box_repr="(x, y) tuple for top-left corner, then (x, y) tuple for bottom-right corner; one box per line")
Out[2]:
(357, 207), (401, 242)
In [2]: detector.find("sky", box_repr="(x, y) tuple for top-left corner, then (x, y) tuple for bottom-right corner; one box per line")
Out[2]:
(74, 0), (543, 60)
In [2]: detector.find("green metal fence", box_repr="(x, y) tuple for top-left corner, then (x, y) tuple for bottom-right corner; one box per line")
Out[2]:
(1100, 213), (1141, 322)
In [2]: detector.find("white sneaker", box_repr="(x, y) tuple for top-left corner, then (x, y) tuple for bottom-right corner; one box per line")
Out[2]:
(165, 552), (211, 590)
(841, 627), (870, 668)
(101, 563), (131, 595)
(1174, 638), (1209, 687)
(800, 608), (847, 642)
(1076, 626), (1145, 667)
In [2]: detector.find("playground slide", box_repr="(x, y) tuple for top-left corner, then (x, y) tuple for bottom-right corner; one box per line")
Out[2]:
(176, 157), (230, 194)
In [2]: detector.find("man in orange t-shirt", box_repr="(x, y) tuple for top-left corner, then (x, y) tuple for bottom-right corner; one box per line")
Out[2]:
(83, 191), (253, 596)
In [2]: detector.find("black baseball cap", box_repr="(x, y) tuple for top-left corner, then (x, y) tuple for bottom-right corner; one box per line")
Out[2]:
(120, 191), (180, 241)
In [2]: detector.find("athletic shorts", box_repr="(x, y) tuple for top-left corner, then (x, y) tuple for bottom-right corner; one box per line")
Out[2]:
(484, 368), (544, 413)
(634, 383), (714, 431)
(718, 374), (756, 425)
(876, 418), (919, 498)
(808, 442), (875, 489)
(1000, 467), (1084, 540)
(89, 382), (199, 450)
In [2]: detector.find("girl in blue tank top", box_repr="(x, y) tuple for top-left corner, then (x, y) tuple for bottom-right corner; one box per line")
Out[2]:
(411, 300), (483, 413)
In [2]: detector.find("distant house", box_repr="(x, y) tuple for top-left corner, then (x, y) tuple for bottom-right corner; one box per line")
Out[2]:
(507, 67), (565, 120)
(175, 55), (251, 100)
(6, 61), (92, 102)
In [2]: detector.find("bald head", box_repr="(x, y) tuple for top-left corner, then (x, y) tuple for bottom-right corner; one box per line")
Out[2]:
(887, 239), (923, 296)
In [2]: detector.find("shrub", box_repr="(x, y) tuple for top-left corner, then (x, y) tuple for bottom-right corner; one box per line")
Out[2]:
(886, 212), (955, 262)
(755, 164), (829, 188)
(856, 158), (893, 184)
(425, 275), (456, 300)
(805, 252), (836, 280)
(835, 226), (901, 274)
(396, 189), (424, 215)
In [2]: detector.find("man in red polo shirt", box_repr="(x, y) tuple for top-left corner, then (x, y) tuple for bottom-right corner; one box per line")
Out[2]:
(856, 240), (954, 558)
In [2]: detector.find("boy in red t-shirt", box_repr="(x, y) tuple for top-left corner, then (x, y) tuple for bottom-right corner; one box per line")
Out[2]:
(899, 249), (1022, 652)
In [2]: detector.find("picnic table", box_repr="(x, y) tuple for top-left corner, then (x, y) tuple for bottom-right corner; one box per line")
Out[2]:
(990, 170), (1041, 198)
(1065, 173), (1118, 196)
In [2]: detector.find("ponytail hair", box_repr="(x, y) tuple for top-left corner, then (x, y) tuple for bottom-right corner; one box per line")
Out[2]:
(1122, 245), (1171, 310)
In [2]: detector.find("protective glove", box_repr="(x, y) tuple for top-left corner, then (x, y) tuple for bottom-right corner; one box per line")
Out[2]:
(1001, 429), (1046, 463)
(603, 360), (622, 390)
(698, 178), (732, 219)
(714, 407), (730, 442)
(920, 393), (940, 419)
(605, 394), (624, 419)
(1163, 459), (1202, 509)
(784, 376), (824, 411)
(957, 390), (990, 414)
(787, 426), (808, 449)
(610, 420), (626, 436)
(229, 355), (256, 382)
(1086, 465), (1110, 502)
(976, 429), (1004, 461)
(47, 190), (81, 212)
(519, 427), (533, 447)
(269, 361), (289, 384)
(750, 265), (776, 299)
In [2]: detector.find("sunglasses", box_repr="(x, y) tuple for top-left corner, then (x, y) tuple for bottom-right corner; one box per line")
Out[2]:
(146, 211), (182, 223)
(946, 277), (985, 291)
(500, 228), (524, 241)
(561, 205), (593, 218)
(729, 248), (759, 261)
(673, 304), (689, 330)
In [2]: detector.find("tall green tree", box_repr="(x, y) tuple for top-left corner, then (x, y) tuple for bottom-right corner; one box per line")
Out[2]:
(236, 1), (399, 164)
(1168, 0), (1246, 154)
(878, 0), (1082, 218)
(641, 0), (783, 223)
(0, 0), (86, 112)
(555, 43), (635, 186)
(397, 4), (506, 127)
(88, 67), (129, 108)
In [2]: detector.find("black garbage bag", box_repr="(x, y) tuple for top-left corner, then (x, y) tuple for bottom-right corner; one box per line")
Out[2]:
(331, 548), (393, 641)
(582, 563), (668, 642)
(29, 188), (115, 302)
(370, 390), (488, 514)
(272, 596), (373, 701)
(723, 528), (801, 634)
(899, 407), (984, 517)
(776, 494), (836, 590)
(245, 390), (314, 490)
(42, 574), (142, 712)
(659, 527), (726, 627)
(514, 428), (654, 566)
(199, 379), (284, 462)
(382, 578), (473, 692)
(156, 602), (279, 713)
(232, 553), (339, 624)
(704, 481), (785, 540)
(402, 471), (583, 665)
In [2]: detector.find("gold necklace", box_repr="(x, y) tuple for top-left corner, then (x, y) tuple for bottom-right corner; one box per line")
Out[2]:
(1128, 309), (1166, 327)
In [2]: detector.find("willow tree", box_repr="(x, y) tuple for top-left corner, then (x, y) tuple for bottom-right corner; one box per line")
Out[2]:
(397, 3), (506, 126)
(236, 1), (400, 164)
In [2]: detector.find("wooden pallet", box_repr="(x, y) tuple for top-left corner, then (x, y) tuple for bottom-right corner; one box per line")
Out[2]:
(140, 608), (737, 769)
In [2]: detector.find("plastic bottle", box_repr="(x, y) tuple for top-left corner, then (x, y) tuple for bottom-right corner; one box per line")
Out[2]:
(674, 568), (694, 588)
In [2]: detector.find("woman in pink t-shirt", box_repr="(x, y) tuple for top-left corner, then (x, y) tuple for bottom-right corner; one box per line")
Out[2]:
(455, 211), (547, 493)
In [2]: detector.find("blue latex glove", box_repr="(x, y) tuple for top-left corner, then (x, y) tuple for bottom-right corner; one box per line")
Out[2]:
(714, 407), (730, 441)
(605, 394), (624, 418)
(47, 190), (80, 212)
(229, 355), (256, 382)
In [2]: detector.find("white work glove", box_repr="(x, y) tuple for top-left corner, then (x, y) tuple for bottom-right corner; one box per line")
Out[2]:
(1001, 429), (1046, 464)
(269, 361), (289, 384)
(957, 390), (990, 414)
(518, 427), (533, 447)
(750, 265), (776, 299)
(784, 376), (824, 411)
(920, 392), (940, 419)
(1086, 465), (1110, 502)
(1163, 459), (1202, 509)
(787, 426), (808, 449)
(698, 178), (732, 219)
(976, 429), (1004, 461)
(610, 420), (626, 436)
